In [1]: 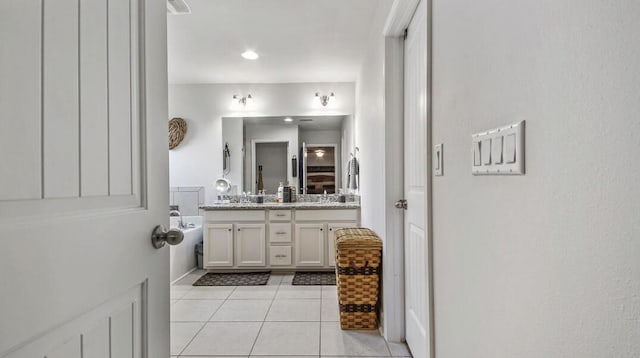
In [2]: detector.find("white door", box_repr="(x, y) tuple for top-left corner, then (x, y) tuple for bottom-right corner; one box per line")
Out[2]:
(403, 0), (432, 357)
(236, 224), (266, 266)
(0, 0), (169, 357)
(295, 223), (325, 266)
(205, 224), (234, 267)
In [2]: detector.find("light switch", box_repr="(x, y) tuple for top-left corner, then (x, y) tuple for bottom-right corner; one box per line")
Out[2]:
(472, 120), (524, 175)
(481, 139), (491, 165)
(505, 134), (516, 163)
(473, 141), (481, 166)
(434, 143), (443, 176)
(492, 135), (503, 164)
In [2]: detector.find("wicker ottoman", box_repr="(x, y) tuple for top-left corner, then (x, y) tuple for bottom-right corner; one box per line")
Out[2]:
(334, 228), (382, 330)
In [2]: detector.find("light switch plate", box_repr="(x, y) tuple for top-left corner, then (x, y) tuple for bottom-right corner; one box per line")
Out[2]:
(434, 143), (443, 176)
(472, 120), (525, 175)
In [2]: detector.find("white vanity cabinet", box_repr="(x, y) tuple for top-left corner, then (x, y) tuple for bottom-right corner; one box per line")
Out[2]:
(295, 209), (359, 269)
(203, 207), (359, 270)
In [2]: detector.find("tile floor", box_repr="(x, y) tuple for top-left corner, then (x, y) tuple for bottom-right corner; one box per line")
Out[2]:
(170, 270), (413, 358)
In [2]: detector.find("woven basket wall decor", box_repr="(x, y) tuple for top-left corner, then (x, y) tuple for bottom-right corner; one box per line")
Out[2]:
(168, 117), (187, 150)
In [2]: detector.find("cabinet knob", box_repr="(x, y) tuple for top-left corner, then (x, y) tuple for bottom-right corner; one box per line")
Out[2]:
(238, 228), (241, 231)
(320, 228), (323, 231)
(228, 228), (232, 232)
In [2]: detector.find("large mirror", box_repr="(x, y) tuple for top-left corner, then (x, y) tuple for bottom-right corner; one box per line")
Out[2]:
(221, 115), (354, 195)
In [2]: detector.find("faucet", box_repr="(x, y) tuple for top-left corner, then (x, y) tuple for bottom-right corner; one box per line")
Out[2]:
(169, 209), (184, 229)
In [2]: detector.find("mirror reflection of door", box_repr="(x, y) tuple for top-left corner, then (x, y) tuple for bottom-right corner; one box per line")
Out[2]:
(255, 142), (288, 193)
(305, 145), (337, 194)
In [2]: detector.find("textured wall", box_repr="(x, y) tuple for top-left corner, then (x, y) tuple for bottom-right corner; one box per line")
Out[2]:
(431, 0), (640, 357)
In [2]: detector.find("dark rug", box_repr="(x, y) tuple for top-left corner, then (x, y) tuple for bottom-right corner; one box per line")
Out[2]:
(193, 272), (271, 286)
(292, 271), (336, 285)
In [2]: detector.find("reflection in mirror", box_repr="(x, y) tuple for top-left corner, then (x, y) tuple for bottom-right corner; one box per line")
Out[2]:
(304, 145), (336, 194)
(221, 115), (355, 195)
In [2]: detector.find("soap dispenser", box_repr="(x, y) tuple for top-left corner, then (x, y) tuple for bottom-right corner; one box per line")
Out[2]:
(277, 182), (284, 202)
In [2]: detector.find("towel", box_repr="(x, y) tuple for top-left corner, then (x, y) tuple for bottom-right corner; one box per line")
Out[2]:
(347, 157), (359, 190)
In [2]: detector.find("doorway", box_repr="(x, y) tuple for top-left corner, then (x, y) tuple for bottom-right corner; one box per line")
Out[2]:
(304, 144), (338, 194)
(254, 142), (288, 194)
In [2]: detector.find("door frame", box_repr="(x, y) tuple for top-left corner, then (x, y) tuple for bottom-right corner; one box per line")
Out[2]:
(381, 0), (434, 353)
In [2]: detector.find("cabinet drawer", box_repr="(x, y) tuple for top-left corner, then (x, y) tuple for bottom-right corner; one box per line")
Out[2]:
(206, 210), (265, 222)
(269, 223), (292, 243)
(294, 209), (358, 222)
(269, 210), (292, 221)
(270, 246), (292, 266)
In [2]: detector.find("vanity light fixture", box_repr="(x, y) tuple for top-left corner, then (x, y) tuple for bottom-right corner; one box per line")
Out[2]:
(315, 149), (325, 158)
(241, 50), (259, 60)
(232, 94), (253, 107)
(283, 117), (293, 122)
(315, 92), (334, 106)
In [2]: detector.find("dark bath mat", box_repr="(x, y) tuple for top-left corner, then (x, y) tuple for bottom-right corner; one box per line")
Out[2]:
(193, 272), (271, 286)
(292, 271), (336, 285)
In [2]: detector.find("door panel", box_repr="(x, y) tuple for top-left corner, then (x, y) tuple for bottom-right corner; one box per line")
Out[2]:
(0, 0), (42, 201)
(0, 0), (168, 356)
(295, 224), (325, 266)
(5, 284), (143, 357)
(80, 0), (110, 197)
(236, 224), (266, 266)
(205, 224), (234, 267)
(404, 0), (431, 357)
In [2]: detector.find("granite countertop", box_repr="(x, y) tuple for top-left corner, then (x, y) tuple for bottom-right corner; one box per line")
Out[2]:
(200, 202), (360, 210)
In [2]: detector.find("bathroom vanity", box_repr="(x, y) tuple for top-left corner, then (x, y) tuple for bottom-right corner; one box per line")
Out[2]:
(201, 203), (360, 271)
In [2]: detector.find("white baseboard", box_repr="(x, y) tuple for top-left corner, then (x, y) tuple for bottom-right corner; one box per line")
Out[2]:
(171, 266), (198, 285)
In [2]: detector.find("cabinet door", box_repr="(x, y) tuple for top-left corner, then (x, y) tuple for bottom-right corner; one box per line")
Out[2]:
(204, 224), (234, 267)
(236, 223), (266, 266)
(327, 222), (359, 267)
(295, 223), (325, 266)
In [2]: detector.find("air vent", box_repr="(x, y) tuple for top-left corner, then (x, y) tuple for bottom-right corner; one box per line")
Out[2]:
(167, 0), (191, 15)
(299, 118), (313, 122)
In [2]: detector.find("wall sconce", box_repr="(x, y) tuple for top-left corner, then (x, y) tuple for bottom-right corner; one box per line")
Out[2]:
(315, 92), (334, 106)
(232, 94), (253, 107)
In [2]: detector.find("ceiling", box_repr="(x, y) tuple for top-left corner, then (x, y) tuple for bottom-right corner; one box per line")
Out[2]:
(167, 0), (382, 84)
(241, 115), (346, 130)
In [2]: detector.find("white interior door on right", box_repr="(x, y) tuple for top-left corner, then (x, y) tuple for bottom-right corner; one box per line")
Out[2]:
(403, 0), (431, 357)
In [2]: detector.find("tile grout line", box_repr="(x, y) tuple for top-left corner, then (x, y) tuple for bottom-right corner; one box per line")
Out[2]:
(174, 276), (238, 356)
(247, 277), (282, 356)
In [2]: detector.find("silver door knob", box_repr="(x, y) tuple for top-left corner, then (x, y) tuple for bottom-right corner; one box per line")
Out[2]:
(151, 225), (184, 249)
(394, 199), (408, 209)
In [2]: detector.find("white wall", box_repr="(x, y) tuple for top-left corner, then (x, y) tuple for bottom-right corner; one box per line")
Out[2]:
(354, 0), (397, 339)
(432, 0), (640, 357)
(168, 82), (355, 203)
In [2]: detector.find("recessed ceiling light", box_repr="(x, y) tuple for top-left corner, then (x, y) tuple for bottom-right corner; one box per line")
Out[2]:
(283, 117), (293, 122)
(241, 50), (259, 60)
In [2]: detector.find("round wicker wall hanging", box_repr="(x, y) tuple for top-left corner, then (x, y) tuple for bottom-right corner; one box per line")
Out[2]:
(168, 117), (187, 150)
